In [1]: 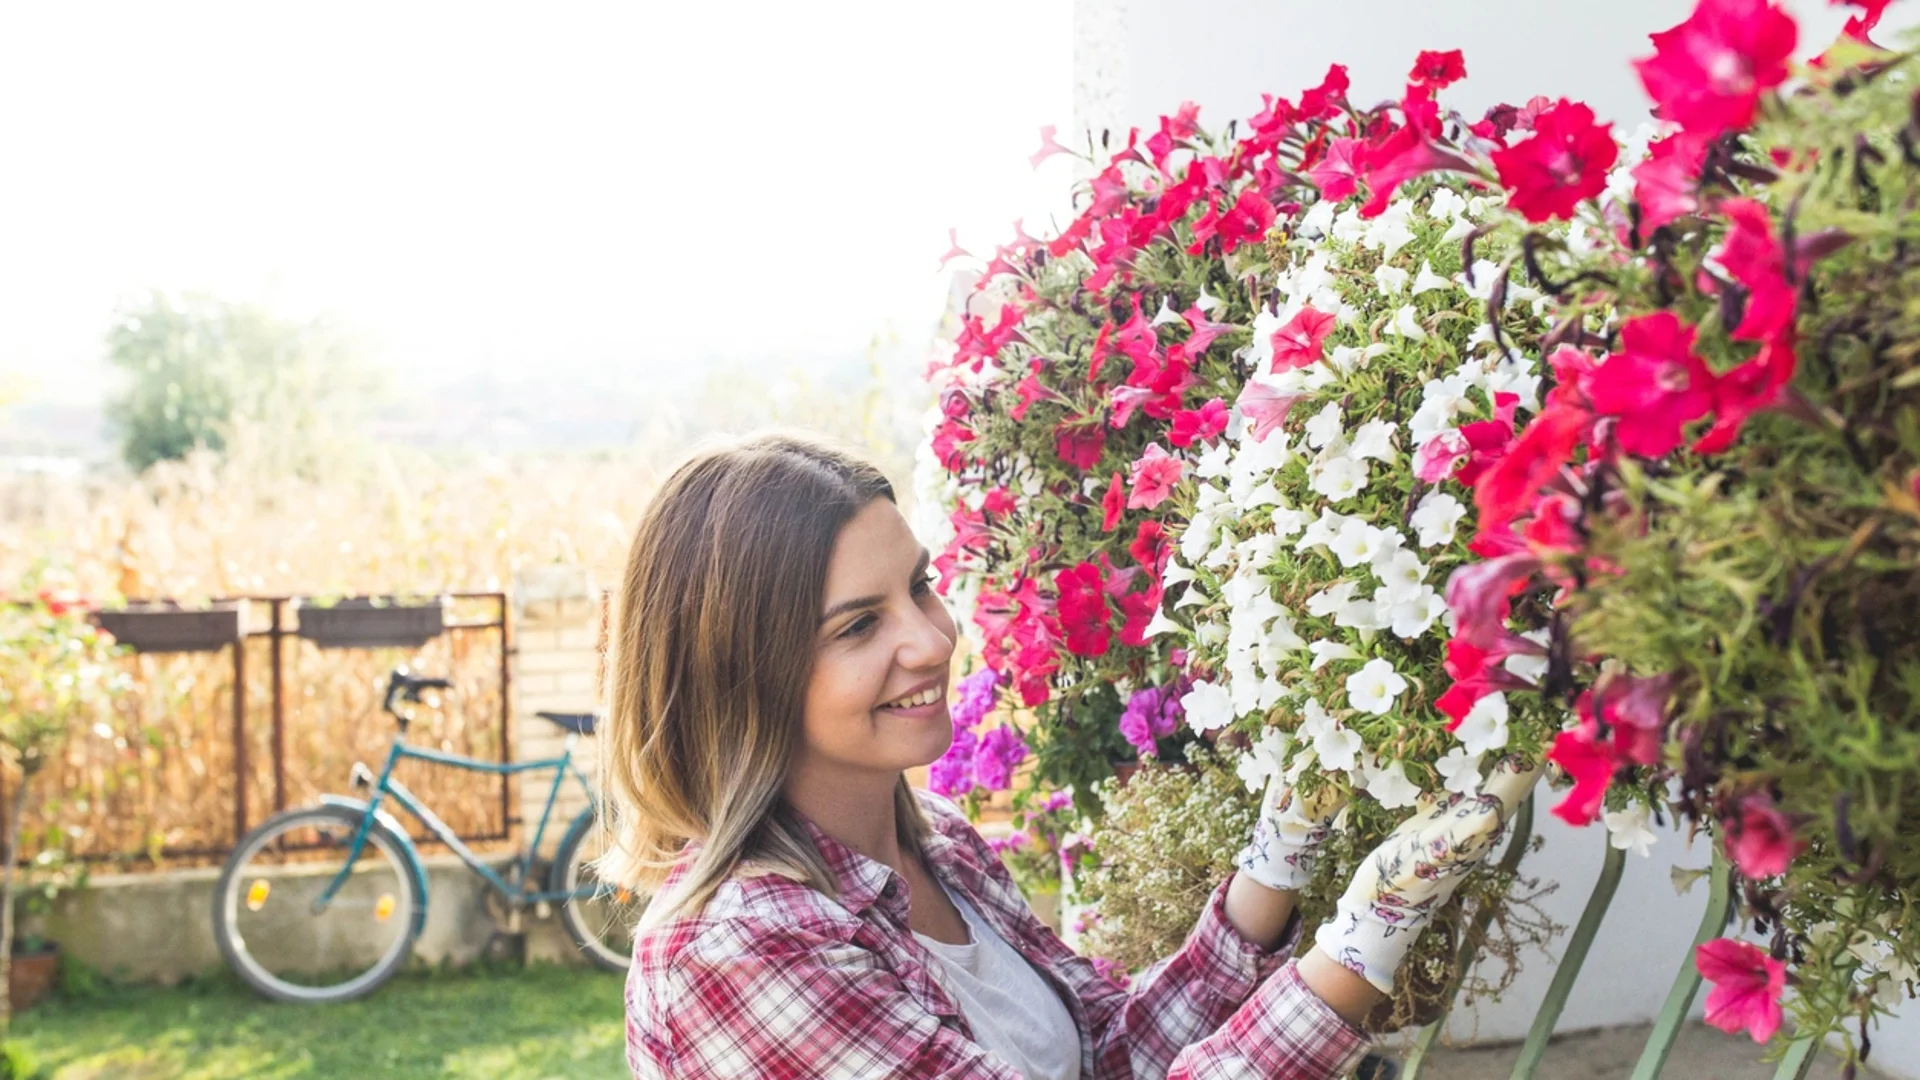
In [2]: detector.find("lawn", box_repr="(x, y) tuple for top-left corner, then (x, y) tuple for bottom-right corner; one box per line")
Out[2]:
(16, 964), (628, 1079)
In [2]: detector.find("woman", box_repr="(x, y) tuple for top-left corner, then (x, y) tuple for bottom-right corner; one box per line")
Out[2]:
(603, 432), (1537, 1080)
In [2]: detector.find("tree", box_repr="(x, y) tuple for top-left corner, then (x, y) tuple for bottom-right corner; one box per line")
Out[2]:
(104, 293), (380, 474)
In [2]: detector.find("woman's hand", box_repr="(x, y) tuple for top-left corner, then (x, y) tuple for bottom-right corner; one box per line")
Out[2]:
(1235, 771), (1349, 894)
(1310, 755), (1543, 995)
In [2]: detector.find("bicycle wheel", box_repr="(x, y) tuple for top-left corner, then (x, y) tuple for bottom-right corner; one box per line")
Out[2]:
(213, 804), (422, 1003)
(551, 810), (645, 972)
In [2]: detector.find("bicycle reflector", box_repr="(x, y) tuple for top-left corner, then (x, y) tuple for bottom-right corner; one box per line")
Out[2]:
(375, 894), (396, 923)
(247, 880), (271, 912)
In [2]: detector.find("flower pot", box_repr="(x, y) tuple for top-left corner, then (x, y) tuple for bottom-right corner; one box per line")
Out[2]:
(93, 601), (247, 654)
(296, 597), (445, 650)
(8, 942), (58, 1013)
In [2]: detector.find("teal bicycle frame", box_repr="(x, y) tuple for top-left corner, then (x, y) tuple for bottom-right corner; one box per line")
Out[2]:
(313, 731), (600, 918)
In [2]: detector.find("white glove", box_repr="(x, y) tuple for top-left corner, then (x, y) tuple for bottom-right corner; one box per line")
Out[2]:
(1313, 755), (1542, 994)
(1236, 771), (1349, 893)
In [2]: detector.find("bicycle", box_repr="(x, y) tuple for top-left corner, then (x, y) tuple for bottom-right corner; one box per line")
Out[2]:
(212, 667), (644, 1003)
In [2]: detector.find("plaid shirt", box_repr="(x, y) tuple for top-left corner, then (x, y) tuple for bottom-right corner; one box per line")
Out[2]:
(625, 791), (1369, 1079)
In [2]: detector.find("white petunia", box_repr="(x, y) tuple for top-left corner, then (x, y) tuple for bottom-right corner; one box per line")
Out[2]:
(1142, 607), (1182, 639)
(1196, 440), (1233, 479)
(1310, 455), (1369, 504)
(1411, 491), (1468, 548)
(1298, 697), (1335, 741)
(1181, 680), (1236, 733)
(1411, 260), (1453, 296)
(1261, 613), (1307, 663)
(1334, 595), (1384, 631)
(1195, 285), (1223, 313)
(1461, 260), (1503, 302)
(1152, 296), (1184, 326)
(1271, 506), (1311, 539)
(1331, 207), (1367, 244)
(1437, 747), (1484, 796)
(1454, 692), (1511, 755)
(1306, 581), (1358, 619)
(1604, 805), (1659, 858)
(1391, 304), (1428, 340)
(1237, 726), (1293, 792)
(1242, 479), (1282, 509)
(1349, 419), (1398, 463)
(1314, 723), (1364, 773)
(1366, 759), (1422, 810)
(1427, 187), (1466, 221)
(1299, 199), (1337, 237)
(1295, 508), (1349, 553)
(1387, 590), (1448, 639)
(1346, 658), (1409, 716)
(1375, 264), (1410, 295)
(1304, 402), (1345, 449)
(1441, 215), (1476, 243)
(1373, 548), (1428, 604)
(1308, 639), (1361, 671)
(1329, 519), (1399, 569)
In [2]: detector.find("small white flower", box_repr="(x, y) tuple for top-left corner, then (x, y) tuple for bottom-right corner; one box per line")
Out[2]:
(1346, 658), (1408, 716)
(1411, 260), (1452, 296)
(1304, 402), (1344, 449)
(1411, 491), (1468, 548)
(1366, 759), (1422, 810)
(1391, 304), (1428, 340)
(1333, 595), (1384, 631)
(1329, 519), (1398, 569)
(1142, 607), (1182, 638)
(1387, 590), (1448, 639)
(1349, 419), (1398, 463)
(1437, 747), (1484, 796)
(1505, 651), (1549, 685)
(1373, 548), (1428, 604)
(1604, 805), (1659, 858)
(1271, 506), (1311, 539)
(1308, 638), (1361, 671)
(1298, 697), (1335, 741)
(1295, 508), (1349, 553)
(1306, 581), (1358, 619)
(1196, 440), (1233, 479)
(1310, 455), (1369, 503)
(1461, 260), (1502, 302)
(1454, 692), (1511, 755)
(1314, 723), (1364, 772)
(1427, 187), (1466, 221)
(1299, 200), (1337, 237)
(1152, 296), (1184, 326)
(1441, 215), (1476, 243)
(1181, 680), (1236, 733)
(1237, 726), (1293, 792)
(1331, 207), (1367, 244)
(1375, 264), (1410, 295)
(1195, 285), (1223, 313)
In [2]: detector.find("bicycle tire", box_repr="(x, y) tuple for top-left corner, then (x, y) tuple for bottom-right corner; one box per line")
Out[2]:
(213, 804), (422, 1003)
(551, 809), (642, 973)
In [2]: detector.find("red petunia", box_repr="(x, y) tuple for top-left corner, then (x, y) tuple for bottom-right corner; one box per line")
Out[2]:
(1053, 417), (1107, 470)
(1055, 563), (1113, 658)
(1473, 402), (1591, 537)
(1724, 792), (1805, 879)
(1129, 520), (1169, 577)
(1693, 338), (1796, 454)
(1409, 48), (1467, 89)
(1716, 197), (1796, 344)
(1491, 99), (1617, 223)
(1168, 398), (1229, 448)
(1307, 138), (1367, 202)
(1126, 443), (1185, 510)
(1632, 132), (1710, 232)
(1297, 64), (1350, 121)
(1269, 305), (1338, 371)
(1587, 312), (1716, 458)
(1100, 472), (1127, 532)
(1634, 0), (1798, 138)
(1357, 125), (1474, 218)
(1547, 726), (1617, 827)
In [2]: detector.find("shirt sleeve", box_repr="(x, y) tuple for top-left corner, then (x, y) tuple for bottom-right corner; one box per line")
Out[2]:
(629, 918), (1025, 1080)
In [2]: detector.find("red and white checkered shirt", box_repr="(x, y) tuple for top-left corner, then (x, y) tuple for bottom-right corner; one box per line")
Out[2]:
(625, 791), (1370, 1079)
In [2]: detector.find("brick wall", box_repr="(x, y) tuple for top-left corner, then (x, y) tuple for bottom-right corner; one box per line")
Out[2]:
(511, 565), (602, 852)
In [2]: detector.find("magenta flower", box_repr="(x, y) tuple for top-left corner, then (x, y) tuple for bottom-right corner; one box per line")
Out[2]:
(1126, 443), (1184, 510)
(951, 667), (1003, 731)
(1491, 99), (1618, 223)
(928, 726), (978, 796)
(973, 724), (1031, 791)
(1268, 305), (1337, 372)
(1696, 937), (1786, 1043)
(1632, 132), (1708, 232)
(1634, 0), (1797, 138)
(1168, 398), (1229, 448)
(1588, 311), (1716, 458)
(1546, 727), (1617, 827)
(1725, 792), (1803, 879)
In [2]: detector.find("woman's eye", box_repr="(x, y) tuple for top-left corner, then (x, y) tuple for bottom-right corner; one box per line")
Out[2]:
(839, 614), (877, 639)
(912, 572), (936, 597)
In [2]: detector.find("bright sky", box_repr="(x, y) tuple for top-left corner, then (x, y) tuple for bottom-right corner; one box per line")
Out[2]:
(0, 1), (1073, 404)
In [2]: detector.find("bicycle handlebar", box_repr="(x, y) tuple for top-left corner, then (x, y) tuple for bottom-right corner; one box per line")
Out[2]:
(381, 668), (453, 724)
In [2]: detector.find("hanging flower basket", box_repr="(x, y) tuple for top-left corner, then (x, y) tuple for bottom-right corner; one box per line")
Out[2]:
(92, 600), (247, 654)
(295, 596), (445, 650)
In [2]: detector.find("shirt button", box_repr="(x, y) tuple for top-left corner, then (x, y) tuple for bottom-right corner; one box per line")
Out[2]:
(881, 881), (899, 899)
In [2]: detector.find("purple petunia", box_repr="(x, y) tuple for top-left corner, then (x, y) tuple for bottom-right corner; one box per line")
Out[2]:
(1117, 679), (1189, 757)
(973, 724), (1030, 791)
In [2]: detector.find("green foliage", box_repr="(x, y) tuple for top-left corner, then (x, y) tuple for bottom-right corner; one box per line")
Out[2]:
(104, 292), (380, 474)
(0, 1040), (40, 1080)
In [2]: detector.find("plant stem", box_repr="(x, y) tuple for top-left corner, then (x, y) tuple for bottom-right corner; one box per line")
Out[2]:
(1402, 794), (1535, 1080)
(1507, 837), (1628, 1080)
(1772, 1035), (1819, 1080)
(1628, 848), (1733, 1080)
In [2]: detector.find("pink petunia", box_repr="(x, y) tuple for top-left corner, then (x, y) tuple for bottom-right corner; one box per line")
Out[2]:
(1632, 132), (1709, 232)
(1409, 49), (1467, 88)
(1547, 727), (1617, 827)
(1100, 472), (1127, 532)
(1168, 398), (1229, 448)
(1126, 443), (1184, 510)
(1716, 197), (1796, 344)
(1634, 0), (1798, 138)
(1269, 305), (1338, 371)
(1238, 381), (1305, 444)
(1696, 938), (1786, 1043)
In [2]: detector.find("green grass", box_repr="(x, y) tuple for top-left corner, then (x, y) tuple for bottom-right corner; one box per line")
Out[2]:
(14, 964), (628, 1079)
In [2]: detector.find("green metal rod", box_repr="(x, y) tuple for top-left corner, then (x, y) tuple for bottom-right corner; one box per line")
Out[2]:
(1628, 848), (1734, 1080)
(1402, 794), (1536, 1080)
(1772, 1035), (1818, 1080)
(1508, 838), (1629, 1080)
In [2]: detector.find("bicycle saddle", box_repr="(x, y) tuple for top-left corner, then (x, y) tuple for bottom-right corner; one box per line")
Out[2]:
(536, 711), (598, 736)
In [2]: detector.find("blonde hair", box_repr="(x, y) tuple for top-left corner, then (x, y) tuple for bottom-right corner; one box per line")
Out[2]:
(600, 431), (931, 929)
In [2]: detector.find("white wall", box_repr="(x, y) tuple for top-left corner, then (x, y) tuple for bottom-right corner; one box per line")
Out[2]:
(1070, 2), (1920, 1074)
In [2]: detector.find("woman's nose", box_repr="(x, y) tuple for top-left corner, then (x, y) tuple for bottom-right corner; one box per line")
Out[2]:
(899, 601), (956, 669)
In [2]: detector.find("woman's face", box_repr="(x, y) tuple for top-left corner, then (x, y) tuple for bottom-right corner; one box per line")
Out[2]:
(794, 499), (957, 785)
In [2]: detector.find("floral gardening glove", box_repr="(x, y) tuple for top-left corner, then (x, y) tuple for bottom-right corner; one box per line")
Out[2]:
(1235, 770), (1349, 893)
(1312, 755), (1543, 994)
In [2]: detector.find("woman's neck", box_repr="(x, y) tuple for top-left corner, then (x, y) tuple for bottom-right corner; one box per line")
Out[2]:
(784, 767), (907, 872)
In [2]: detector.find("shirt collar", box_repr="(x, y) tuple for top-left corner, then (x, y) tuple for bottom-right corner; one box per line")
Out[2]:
(793, 803), (969, 916)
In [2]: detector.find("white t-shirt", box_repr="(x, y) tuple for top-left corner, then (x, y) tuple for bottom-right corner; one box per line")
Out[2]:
(914, 884), (1082, 1080)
